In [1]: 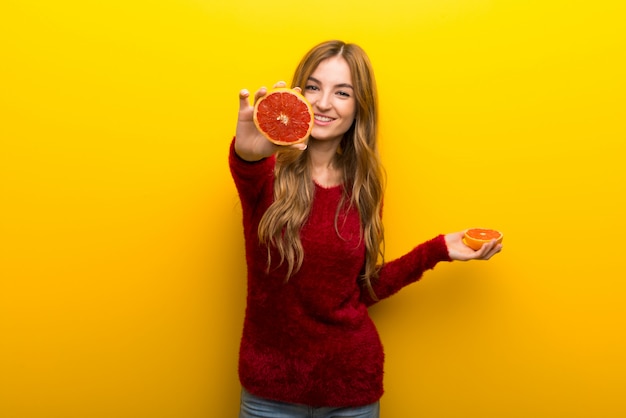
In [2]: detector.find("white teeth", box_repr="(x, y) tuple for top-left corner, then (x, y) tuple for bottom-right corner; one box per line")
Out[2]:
(314, 115), (333, 122)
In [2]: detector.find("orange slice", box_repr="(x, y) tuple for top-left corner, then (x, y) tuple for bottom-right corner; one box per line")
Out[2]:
(253, 88), (314, 145)
(463, 228), (503, 250)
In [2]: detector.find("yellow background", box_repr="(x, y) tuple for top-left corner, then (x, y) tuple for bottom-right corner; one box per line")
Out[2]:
(2, 0), (625, 417)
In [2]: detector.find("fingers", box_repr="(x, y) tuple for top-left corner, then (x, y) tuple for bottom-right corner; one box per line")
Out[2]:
(238, 89), (251, 111)
(241, 82), (296, 108)
(253, 86), (268, 104)
(462, 239), (499, 260)
(490, 243), (503, 258)
(273, 81), (287, 89)
(478, 241), (503, 260)
(238, 86), (269, 110)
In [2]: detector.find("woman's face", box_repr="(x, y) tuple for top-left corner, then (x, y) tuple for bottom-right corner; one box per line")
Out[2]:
(304, 56), (357, 144)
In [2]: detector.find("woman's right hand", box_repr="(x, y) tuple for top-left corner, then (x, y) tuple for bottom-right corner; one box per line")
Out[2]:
(234, 81), (307, 161)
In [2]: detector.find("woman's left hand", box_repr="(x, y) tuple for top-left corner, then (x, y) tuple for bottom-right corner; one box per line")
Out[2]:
(444, 231), (503, 261)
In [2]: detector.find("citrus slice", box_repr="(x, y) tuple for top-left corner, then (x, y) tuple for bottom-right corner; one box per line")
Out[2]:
(253, 88), (314, 145)
(462, 228), (503, 250)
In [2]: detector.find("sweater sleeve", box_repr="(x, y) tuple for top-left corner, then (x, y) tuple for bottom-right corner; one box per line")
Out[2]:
(362, 234), (452, 306)
(228, 138), (275, 211)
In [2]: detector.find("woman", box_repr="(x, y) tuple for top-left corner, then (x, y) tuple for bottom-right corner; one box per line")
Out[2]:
(230, 40), (502, 418)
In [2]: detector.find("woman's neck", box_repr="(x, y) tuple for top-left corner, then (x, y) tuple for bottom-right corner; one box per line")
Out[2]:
(307, 138), (342, 188)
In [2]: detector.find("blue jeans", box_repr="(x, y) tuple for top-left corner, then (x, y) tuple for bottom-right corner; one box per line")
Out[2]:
(239, 388), (381, 418)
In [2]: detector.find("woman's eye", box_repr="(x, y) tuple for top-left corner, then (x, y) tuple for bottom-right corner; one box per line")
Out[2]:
(305, 85), (319, 91)
(337, 91), (350, 97)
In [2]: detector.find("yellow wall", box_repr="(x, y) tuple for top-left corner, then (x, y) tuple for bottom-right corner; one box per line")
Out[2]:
(2, 0), (624, 417)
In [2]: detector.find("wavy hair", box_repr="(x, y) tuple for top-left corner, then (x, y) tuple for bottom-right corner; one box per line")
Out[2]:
(258, 40), (385, 299)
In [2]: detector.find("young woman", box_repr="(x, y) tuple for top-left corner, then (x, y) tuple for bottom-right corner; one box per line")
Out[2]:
(230, 40), (502, 418)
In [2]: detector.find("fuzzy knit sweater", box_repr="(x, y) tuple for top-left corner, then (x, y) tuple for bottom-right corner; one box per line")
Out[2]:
(229, 139), (451, 407)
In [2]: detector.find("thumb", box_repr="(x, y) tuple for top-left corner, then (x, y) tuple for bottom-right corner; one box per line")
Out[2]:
(289, 142), (308, 152)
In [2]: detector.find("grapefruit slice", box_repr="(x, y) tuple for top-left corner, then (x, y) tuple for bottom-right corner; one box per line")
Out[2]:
(253, 88), (314, 145)
(462, 228), (503, 250)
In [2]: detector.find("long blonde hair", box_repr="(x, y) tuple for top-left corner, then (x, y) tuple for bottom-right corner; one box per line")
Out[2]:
(258, 40), (385, 299)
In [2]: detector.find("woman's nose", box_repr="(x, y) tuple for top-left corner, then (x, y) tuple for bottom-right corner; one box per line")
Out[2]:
(313, 93), (332, 111)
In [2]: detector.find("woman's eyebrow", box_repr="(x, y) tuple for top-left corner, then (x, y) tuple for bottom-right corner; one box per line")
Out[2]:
(308, 76), (354, 90)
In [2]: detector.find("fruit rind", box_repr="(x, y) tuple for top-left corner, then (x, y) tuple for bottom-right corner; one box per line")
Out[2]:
(463, 228), (503, 250)
(253, 88), (314, 146)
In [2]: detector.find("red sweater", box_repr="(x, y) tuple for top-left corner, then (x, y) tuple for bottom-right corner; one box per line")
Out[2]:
(229, 140), (451, 407)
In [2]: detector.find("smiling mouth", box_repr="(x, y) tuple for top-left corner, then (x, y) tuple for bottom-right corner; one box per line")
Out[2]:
(314, 115), (335, 122)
